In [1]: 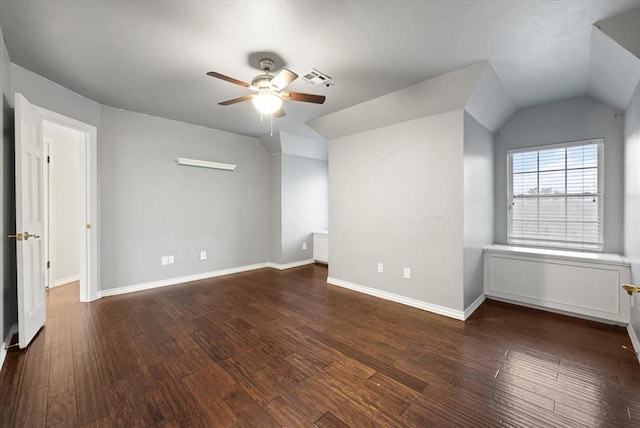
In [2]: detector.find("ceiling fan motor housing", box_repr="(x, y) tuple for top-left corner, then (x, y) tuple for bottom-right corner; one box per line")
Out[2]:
(252, 74), (274, 89)
(259, 58), (276, 72)
(252, 58), (277, 88)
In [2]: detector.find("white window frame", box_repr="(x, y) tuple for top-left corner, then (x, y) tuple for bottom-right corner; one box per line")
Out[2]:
(507, 138), (604, 252)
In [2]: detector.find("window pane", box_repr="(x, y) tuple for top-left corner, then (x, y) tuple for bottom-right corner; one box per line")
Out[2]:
(539, 170), (565, 194)
(539, 197), (566, 240)
(538, 197), (565, 222)
(567, 197), (598, 222)
(539, 148), (565, 171)
(567, 222), (599, 244)
(512, 220), (540, 239)
(539, 220), (567, 241)
(567, 168), (597, 194)
(512, 151), (537, 173)
(567, 145), (597, 169)
(512, 172), (538, 195)
(512, 198), (539, 222)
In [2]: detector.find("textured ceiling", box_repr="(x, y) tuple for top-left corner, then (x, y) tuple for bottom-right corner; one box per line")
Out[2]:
(1, 1), (639, 140)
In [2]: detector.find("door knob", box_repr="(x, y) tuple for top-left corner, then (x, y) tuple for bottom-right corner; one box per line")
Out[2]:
(622, 284), (640, 296)
(23, 231), (40, 240)
(8, 233), (23, 241)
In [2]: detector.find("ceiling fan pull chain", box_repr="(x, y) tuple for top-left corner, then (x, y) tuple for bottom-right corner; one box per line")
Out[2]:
(270, 114), (273, 137)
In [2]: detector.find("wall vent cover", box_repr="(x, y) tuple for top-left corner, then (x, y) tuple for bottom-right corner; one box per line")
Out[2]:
(301, 69), (332, 86)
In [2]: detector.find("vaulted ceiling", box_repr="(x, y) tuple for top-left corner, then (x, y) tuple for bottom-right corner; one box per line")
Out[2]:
(1, 1), (638, 141)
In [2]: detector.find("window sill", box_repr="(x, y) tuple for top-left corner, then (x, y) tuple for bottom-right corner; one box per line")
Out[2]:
(484, 244), (629, 267)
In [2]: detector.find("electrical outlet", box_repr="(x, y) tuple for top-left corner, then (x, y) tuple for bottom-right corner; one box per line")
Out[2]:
(168, 255), (175, 264)
(161, 256), (168, 266)
(403, 267), (411, 279)
(377, 263), (383, 273)
(200, 250), (207, 261)
(302, 242), (307, 250)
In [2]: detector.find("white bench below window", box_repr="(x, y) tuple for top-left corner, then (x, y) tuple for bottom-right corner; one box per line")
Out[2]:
(483, 244), (631, 324)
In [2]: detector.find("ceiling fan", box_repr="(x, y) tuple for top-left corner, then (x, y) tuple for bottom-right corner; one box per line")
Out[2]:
(206, 58), (326, 117)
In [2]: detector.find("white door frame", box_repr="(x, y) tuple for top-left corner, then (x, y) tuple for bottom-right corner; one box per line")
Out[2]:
(34, 105), (99, 302)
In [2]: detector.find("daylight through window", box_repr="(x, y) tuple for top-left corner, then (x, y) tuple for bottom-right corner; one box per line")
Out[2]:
(507, 139), (604, 251)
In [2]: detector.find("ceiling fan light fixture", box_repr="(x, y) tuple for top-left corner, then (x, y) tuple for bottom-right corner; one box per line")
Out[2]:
(252, 89), (282, 114)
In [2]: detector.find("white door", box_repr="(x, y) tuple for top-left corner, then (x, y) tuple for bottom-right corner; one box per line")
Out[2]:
(14, 93), (46, 349)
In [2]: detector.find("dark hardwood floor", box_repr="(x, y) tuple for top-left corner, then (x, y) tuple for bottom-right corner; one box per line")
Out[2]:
(1, 264), (639, 427)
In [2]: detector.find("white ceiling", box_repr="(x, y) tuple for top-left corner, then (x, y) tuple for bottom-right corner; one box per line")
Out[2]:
(1, 1), (639, 141)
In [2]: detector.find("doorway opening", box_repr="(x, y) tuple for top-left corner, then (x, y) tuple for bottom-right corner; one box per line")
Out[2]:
(27, 99), (99, 303)
(43, 121), (82, 291)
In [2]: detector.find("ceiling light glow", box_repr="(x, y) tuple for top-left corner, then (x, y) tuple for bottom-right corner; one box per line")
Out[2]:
(252, 89), (282, 114)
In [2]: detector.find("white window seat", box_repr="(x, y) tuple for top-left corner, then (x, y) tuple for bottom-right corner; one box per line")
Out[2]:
(484, 244), (629, 266)
(483, 244), (631, 324)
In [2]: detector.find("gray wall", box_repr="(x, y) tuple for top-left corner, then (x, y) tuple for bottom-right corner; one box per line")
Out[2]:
(1, 24), (16, 344)
(280, 154), (328, 264)
(269, 154), (282, 264)
(99, 106), (269, 289)
(625, 80), (640, 334)
(494, 96), (625, 253)
(329, 110), (465, 311)
(10, 64), (100, 127)
(463, 112), (494, 308)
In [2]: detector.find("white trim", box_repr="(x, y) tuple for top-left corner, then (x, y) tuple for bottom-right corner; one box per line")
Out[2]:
(98, 263), (268, 298)
(327, 277), (466, 321)
(0, 324), (18, 373)
(507, 137), (604, 155)
(628, 323), (640, 365)
(53, 274), (80, 288)
(464, 294), (486, 319)
(267, 259), (315, 270)
(484, 244), (628, 267)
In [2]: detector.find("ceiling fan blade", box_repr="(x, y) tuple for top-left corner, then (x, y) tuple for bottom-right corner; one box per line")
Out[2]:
(270, 68), (298, 91)
(285, 91), (326, 104)
(206, 71), (252, 88)
(218, 94), (254, 106)
(273, 107), (286, 118)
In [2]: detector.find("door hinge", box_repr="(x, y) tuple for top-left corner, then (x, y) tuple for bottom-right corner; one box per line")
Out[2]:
(47, 261), (50, 269)
(47, 156), (50, 163)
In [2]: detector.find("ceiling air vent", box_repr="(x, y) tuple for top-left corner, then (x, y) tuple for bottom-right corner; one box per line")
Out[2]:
(301, 69), (332, 86)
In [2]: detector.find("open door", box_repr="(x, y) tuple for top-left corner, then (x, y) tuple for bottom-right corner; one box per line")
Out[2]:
(12, 93), (46, 349)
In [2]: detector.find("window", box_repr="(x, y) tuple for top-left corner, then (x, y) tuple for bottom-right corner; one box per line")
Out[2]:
(507, 139), (603, 251)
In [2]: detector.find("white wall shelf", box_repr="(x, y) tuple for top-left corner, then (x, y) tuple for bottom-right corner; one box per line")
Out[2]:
(176, 157), (236, 171)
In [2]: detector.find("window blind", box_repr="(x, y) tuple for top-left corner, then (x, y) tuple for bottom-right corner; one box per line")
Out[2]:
(507, 139), (604, 251)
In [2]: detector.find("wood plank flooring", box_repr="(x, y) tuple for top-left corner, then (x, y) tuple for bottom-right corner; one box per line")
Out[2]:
(1, 264), (639, 427)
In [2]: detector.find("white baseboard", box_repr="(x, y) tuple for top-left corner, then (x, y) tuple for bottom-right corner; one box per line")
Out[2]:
(464, 294), (486, 319)
(1, 324), (18, 373)
(267, 259), (315, 270)
(53, 274), (80, 288)
(98, 263), (269, 298)
(628, 323), (640, 365)
(327, 277), (466, 321)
